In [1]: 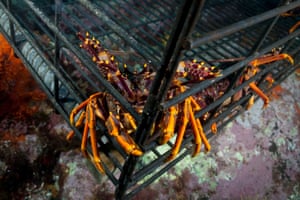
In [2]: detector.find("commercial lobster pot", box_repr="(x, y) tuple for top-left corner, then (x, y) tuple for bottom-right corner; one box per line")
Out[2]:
(0, 0), (299, 199)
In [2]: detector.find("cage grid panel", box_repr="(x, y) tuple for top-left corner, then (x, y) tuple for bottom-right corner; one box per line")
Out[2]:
(0, 0), (300, 199)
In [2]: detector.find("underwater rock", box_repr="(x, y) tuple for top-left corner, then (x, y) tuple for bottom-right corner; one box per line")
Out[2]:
(54, 150), (114, 200)
(19, 134), (43, 164)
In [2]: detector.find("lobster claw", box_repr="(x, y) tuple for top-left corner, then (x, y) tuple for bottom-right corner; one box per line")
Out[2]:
(106, 112), (143, 156)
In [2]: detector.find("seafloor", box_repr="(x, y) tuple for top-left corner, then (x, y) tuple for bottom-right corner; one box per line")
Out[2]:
(133, 71), (300, 200)
(0, 61), (299, 199)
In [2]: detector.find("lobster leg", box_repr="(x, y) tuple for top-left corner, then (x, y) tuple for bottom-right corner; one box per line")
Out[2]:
(166, 99), (189, 162)
(66, 110), (86, 141)
(246, 54), (293, 109)
(190, 95), (212, 154)
(289, 21), (300, 33)
(87, 102), (105, 173)
(195, 118), (211, 152)
(160, 105), (178, 144)
(69, 98), (90, 125)
(188, 97), (202, 156)
(80, 110), (90, 158)
(67, 92), (104, 141)
(249, 53), (294, 67)
(248, 82), (269, 109)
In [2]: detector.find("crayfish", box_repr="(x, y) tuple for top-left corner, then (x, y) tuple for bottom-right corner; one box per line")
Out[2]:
(157, 60), (223, 161)
(67, 32), (225, 172)
(67, 92), (142, 173)
(67, 32), (293, 174)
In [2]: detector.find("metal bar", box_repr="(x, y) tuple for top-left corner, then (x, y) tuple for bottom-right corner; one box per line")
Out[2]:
(134, 0), (204, 148)
(162, 28), (300, 110)
(185, 0), (206, 40)
(6, 0), (15, 43)
(0, 27), (71, 121)
(107, 1), (165, 48)
(22, 0), (139, 120)
(54, 0), (61, 102)
(125, 149), (190, 199)
(129, 93), (254, 199)
(10, 7), (88, 103)
(2, 1), (299, 199)
(187, 1), (300, 49)
(127, 134), (196, 195)
(250, 16), (280, 53)
(192, 12), (256, 55)
(283, 33), (300, 52)
(78, 0), (162, 68)
(131, 149), (170, 181)
(289, 40), (300, 55)
(195, 59), (287, 119)
(274, 64), (299, 83)
(194, 2), (266, 50)
(116, 1), (205, 199)
(0, 1), (82, 104)
(145, 60), (297, 197)
(198, 2), (278, 45)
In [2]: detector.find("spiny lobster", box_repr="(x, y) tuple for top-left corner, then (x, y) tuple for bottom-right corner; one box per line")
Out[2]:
(67, 32), (292, 173)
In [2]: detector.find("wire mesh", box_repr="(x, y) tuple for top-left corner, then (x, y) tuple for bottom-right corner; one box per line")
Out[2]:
(0, 0), (300, 199)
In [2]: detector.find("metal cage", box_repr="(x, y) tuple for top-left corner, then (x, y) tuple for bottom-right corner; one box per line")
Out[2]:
(1, 0), (300, 199)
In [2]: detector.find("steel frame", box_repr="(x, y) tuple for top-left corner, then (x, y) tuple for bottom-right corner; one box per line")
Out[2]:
(0, 0), (300, 199)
